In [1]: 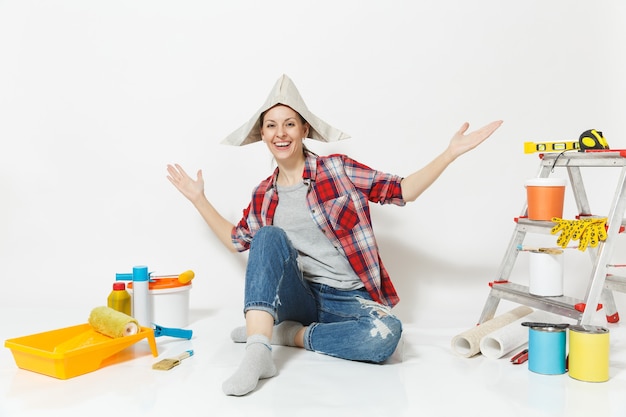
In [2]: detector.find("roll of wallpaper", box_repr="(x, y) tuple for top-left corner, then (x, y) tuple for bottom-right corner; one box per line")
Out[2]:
(88, 306), (140, 338)
(479, 310), (558, 359)
(451, 306), (533, 358)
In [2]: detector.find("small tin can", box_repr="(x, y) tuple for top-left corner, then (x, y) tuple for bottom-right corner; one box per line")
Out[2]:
(528, 325), (567, 375)
(568, 325), (610, 382)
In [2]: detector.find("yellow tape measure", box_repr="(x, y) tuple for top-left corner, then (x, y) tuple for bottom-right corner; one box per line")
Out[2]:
(524, 141), (580, 154)
(524, 129), (609, 154)
(579, 129), (609, 151)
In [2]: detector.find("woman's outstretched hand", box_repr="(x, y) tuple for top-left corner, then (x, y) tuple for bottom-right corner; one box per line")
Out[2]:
(400, 119), (503, 202)
(166, 163), (205, 204)
(166, 163), (236, 249)
(447, 120), (503, 160)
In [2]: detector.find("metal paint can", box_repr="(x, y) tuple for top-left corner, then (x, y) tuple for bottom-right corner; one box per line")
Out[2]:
(528, 251), (564, 297)
(568, 325), (610, 382)
(528, 326), (567, 375)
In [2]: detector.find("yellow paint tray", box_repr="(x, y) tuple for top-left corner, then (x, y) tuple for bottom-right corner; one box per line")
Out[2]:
(4, 323), (158, 379)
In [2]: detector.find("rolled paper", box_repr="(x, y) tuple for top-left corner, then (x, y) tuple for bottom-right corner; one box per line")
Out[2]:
(88, 306), (139, 338)
(451, 306), (533, 358)
(479, 310), (560, 359)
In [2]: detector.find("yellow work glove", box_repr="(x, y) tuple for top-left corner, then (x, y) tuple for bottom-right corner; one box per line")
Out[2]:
(550, 217), (608, 251)
(580, 218), (607, 250)
(551, 218), (575, 248)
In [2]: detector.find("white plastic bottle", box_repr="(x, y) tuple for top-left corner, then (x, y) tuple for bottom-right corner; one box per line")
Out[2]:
(131, 265), (152, 328)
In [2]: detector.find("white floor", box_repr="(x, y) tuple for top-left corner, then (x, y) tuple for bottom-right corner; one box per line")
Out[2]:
(2, 307), (626, 417)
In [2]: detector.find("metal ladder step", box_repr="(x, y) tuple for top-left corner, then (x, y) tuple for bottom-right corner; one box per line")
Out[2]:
(488, 281), (584, 320)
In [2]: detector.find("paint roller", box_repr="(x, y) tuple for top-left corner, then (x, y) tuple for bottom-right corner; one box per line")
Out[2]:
(88, 306), (140, 338)
(177, 269), (194, 284)
(86, 307), (193, 339)
(153, 269), (195, 284)
(50, 307), (142, 353)
(116, 269), (195, 284)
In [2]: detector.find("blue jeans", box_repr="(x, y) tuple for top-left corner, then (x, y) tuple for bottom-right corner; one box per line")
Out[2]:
(243, 226), (402, 363)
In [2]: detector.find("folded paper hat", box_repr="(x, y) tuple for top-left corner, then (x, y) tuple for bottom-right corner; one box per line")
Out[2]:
(221, 74), (351, 146)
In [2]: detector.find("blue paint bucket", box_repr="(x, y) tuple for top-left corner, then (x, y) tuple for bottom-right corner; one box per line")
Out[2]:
(528, 325), (567, 375)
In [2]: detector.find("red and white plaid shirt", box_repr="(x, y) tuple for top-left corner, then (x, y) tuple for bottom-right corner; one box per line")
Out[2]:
(232, 153), (406, 307)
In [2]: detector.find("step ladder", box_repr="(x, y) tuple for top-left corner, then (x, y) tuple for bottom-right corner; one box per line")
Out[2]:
(478, 150), (626, 326)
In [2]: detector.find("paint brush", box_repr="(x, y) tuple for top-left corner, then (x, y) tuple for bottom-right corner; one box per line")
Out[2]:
(152, 350), (194, 371)
(516, 245), (564, 255)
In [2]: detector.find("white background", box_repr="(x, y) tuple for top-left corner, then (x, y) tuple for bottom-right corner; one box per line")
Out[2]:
(1, 0), (625, 326)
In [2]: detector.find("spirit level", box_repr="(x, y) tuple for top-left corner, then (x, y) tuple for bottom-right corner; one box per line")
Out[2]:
(524, 141), (580, 154)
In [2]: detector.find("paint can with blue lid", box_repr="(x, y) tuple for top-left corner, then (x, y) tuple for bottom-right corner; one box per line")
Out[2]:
(523, 322), (568, 375)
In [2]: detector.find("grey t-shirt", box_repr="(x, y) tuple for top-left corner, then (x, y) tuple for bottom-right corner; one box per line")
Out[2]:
(273, 181), (363, 290)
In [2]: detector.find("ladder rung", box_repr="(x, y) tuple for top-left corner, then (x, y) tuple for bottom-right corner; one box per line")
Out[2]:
(514, 217), (554, 233)
(515, 217), (625, 234)
(540, 151), (626, 167)
(488, 281), (583, 320)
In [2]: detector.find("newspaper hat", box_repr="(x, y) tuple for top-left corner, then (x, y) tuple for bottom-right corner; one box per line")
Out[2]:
(221, 74), (350, 146)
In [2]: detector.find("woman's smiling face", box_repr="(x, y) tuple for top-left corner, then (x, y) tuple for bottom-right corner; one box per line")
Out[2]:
(260, 104), (309, 162)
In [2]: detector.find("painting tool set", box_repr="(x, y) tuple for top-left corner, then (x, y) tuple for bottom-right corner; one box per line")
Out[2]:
(4, 265), (196, 379)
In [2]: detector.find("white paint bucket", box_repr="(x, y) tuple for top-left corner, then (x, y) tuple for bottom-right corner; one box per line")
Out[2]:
(129, 278), (192, 328)
(529, 251), (564, 296)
